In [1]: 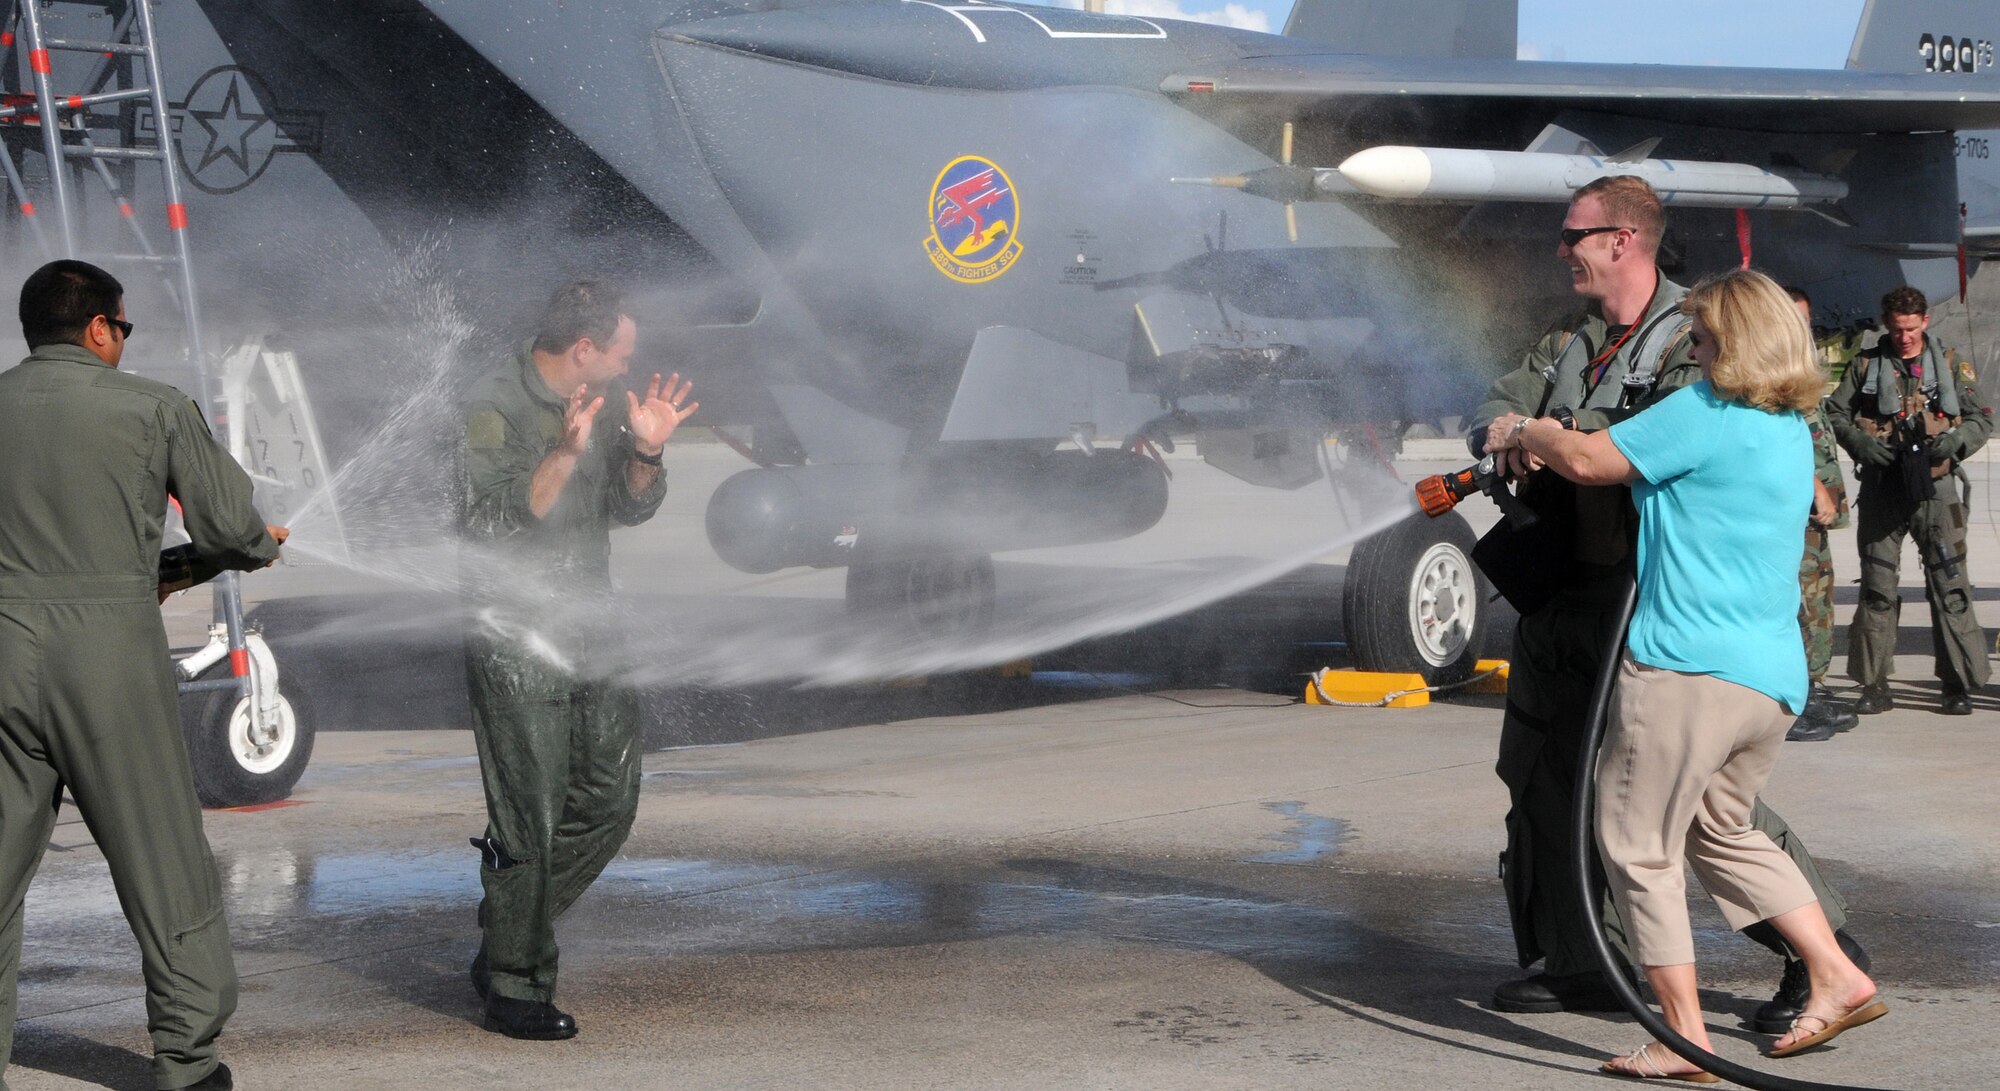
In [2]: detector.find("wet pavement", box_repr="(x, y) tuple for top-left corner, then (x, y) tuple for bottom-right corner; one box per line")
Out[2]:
(15, 448), (2000, 1089)
(10, 666), (1999, 1089)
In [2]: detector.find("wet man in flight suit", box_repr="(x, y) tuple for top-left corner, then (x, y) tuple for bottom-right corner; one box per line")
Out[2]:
(1470, 177), (1863, 1027)
(1825, 285), (1991, 715)
(457, 281), (694, 1040)
(0, 260), (285, 1091)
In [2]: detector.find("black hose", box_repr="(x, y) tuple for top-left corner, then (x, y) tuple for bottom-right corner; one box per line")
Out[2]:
(1571, 575), (1900, 1091)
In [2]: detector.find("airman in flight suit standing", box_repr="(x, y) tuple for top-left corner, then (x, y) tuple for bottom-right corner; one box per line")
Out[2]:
(0, 260), (284, 1091)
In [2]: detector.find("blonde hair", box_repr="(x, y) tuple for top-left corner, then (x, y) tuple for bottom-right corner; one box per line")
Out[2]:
(1683, 269), (1823, 413)
(1573, 175), (1665, 251)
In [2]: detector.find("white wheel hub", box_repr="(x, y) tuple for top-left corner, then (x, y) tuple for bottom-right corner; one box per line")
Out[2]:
(226, 694), (298, 774)
(1407, 541), (1477, 668)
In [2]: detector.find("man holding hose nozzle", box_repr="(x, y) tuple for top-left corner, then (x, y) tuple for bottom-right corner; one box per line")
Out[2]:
(1467, 177), (1867, 1031)
(1824, 286), (1991, 716)
(1491, 269), (1884, 1080)
(0, 260), (288, 1091)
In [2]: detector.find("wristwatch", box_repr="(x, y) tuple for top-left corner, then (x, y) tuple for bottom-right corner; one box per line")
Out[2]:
(1550, 406), (1577, 431)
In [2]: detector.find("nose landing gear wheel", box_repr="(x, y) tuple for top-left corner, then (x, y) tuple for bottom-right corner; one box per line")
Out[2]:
(181, 665), (316, 808)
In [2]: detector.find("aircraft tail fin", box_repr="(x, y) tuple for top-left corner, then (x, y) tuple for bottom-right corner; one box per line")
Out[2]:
(1282, 0), (1516, 60)
(1847, 0), (2000, 77)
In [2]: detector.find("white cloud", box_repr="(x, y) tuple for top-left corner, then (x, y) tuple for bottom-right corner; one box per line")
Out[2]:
(1045, 0), (1272, 33)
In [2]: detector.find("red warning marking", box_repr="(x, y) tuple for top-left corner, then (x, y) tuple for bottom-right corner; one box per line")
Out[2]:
(29, 49), (49, 75)
(66, 95), (80, 110)
(166, 203), (188, 230)
(229, 648), (250, 677)
(209, 799), (310, 813)
(1186, 80), (1215, 93)
(2, 32), (14, 47)
(118, 200), (133, 217)
(19, 202), (33, 216)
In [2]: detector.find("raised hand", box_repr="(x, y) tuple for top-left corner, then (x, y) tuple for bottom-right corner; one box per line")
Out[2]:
(627, 372), (698, 455)
(561, 386), (606, 457)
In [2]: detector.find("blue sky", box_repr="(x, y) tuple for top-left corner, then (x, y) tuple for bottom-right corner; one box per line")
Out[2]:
(1067, 1), (1873, 68)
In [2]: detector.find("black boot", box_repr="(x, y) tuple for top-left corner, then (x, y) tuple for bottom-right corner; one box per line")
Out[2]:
(1752, 929), (1872, 1033)
(1785, 709), (1835, 742)
(1854, 684), (1894, 714)
(1940, 685), (1973, 716)
(179, 1064), (233, 1091)
(1492, 970), (1629, 1014)
(484, 995), (578, 1040)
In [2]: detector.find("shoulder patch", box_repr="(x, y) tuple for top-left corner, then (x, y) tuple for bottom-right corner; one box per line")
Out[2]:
(1957, 355), (1978, 384)
(466, 408), (507, 450)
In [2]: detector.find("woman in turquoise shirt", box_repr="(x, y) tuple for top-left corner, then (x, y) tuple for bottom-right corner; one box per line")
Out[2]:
(1492, 269), (1883, 1082)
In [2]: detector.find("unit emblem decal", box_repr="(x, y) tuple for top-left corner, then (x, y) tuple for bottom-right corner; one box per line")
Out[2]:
(925, 155), (1022, 283)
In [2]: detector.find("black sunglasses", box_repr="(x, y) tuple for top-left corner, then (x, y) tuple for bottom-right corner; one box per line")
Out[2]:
(100, 315), (133, 338)
(1559, 225), (1628, 247)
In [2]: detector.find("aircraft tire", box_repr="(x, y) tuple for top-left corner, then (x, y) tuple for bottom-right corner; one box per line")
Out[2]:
(846, 553), (997, 639)
(1341, 510), (1488, 686)
(181, 663), (316, 808)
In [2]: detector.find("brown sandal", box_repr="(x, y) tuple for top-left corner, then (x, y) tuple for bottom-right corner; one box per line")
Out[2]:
(1600, 1042), (1722, 1084)
(1767, 995), (1889, 1057)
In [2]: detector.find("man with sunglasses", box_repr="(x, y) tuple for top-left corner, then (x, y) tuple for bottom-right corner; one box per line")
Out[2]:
(1467, 177), (1865, 1026)
(0, 259), (287, 1091)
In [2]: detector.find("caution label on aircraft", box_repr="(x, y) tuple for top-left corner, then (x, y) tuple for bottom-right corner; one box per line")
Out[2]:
(925, 155), (1022, 283)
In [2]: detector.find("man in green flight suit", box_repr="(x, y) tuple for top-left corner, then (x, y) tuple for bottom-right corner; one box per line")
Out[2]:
(0, 260), (286, 1091)
(457, 281), (695, 1040)
(1825, 285), (1992, 715)
(1784, 287), (1860, 742)
(1469, 177), (1863, 1028)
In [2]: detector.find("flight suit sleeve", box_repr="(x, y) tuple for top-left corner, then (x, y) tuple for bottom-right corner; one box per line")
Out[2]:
(1822, 360), (1868, 458)
(1467, 333), (1561, 456)
(609, 441), (667, 528)
(459, 401), (538, 540)
(1945, 359), (1991, 460)
(165, 397), (280, 571)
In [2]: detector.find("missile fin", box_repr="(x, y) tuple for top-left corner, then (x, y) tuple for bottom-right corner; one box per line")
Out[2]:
(1607, 137), (1662, 164)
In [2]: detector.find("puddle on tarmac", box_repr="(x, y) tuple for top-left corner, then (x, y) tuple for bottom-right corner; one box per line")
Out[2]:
(192, 848), (1361, 961)
(1245, 802), (1352, 865)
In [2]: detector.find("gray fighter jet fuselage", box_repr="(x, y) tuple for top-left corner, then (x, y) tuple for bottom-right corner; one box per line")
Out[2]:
(9, 0), (2000, 682)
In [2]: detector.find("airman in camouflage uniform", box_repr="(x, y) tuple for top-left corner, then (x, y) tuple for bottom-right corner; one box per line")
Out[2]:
(1784, 292), (1859, 741)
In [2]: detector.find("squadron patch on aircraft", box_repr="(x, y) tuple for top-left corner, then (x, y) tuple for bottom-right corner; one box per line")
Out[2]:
(925, 155), (1022, 284)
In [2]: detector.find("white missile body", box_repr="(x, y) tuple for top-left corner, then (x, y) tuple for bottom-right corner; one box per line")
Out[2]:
(1334, 145), (1848, 210)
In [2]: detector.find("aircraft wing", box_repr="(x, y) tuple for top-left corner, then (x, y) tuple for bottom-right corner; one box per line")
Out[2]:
(1161, 54), (2000, 134)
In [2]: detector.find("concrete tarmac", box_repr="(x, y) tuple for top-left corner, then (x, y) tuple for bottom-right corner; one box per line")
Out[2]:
(10, 451), (2000, 1090)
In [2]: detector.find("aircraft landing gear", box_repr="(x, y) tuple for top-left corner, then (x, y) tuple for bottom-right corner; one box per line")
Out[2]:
(1342, 510), (1489, 685)
(178, 627), (317, 808)
(846, 552), (997, 639)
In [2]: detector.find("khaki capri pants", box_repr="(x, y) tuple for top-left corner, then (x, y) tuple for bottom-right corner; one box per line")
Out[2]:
(1594, 656), (1819, 967)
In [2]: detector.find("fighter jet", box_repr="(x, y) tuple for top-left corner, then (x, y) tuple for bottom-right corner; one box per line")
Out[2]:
(8, 0), (2000, 698)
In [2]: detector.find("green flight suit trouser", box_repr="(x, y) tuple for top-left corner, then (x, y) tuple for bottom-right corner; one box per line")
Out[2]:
(1848, 482), (1992, 692)
(0, 591), (236, 1091)
(1498, 573), (1848, 976)
(465, 630), (642, 1004)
